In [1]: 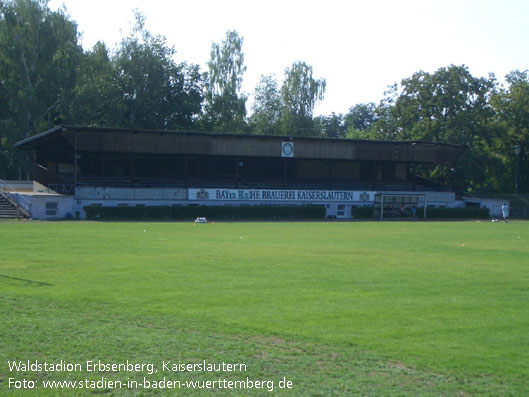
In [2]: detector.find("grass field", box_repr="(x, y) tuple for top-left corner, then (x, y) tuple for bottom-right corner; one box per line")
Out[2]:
(1, 220), (528, 395)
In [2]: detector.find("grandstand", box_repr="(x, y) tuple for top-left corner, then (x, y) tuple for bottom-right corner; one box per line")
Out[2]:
(14, 126), (467, 219)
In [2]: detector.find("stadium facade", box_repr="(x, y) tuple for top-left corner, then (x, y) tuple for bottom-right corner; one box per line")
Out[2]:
(13, 125), (471, 219)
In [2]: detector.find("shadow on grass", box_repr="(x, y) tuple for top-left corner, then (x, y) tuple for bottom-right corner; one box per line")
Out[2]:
(0, 273), (53, 286)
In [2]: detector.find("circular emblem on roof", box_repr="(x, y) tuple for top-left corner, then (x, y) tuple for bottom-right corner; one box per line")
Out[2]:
(282, 142), (294, 157)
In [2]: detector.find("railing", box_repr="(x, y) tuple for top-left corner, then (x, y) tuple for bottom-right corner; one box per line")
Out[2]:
(511, 206), (529, 219)
(0, 179), (32, 216)
(48, 184), (75, 194)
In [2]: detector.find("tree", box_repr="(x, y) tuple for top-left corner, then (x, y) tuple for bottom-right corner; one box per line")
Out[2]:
(391, 65), (495, 145)
(367, 66), (500, 191)
(114, 11), (205, 130)
(204, 30), (247, 132)
(249, 74), (282, 135)
(343, 102), (377, 139)
(280, 61), (325, 136)
(0, 0), (82, 178)
(490, 70), (529, 192)
(344, 103), (377, 130)
(64, 41), (123, 127)
(313, 113), (344, 138)
(250, 65), (327, 137)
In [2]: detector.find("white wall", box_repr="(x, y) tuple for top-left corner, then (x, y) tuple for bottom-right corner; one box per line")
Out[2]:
(424, 191), (456, 206)
(76, 187), (186, 200)
(29, 195), (75, 220)
(477, 199), (509, 217)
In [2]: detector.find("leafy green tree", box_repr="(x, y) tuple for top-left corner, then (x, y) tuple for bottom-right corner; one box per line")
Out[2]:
(204, 30), (247, 132)
(250, 66), (327, 137)
(343, 103), (377, 139)
(65, 41), (123, 127)
(392, 65), (495, 145)
(114, 12), (205, 130)
(368, 84), (400, 141)
(0, 0), (82, 178)
(249, 74), (282, 135)
(313, 113), (344, 138)
(344, 103), (377, 131)
(280, 61), (325, 136)
(490, 70), (529, 192)
(369, 66), (500, 191)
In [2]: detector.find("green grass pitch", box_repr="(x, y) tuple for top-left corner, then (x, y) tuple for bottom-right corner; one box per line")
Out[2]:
(1, 220), (528, 395)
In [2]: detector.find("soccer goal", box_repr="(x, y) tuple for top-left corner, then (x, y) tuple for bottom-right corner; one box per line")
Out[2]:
(374, 194), (427, 220)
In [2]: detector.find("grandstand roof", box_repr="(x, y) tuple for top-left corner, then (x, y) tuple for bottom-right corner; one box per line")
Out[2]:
(16, 125), (467, 165)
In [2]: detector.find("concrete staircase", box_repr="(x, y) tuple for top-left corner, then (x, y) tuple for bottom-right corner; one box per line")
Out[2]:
(0, 194), (24, 219)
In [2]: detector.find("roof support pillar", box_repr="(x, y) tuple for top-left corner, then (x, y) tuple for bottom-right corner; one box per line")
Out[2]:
(371, 162), (377, 190)
(184, 155), (189, 187)
(328, 160), (335, 190)
(130, 155), (135, 180)
(412, 163), (417, 191)
(283, 158), (288, 187)
(235, 157), (240, 188)
(74, 131), (77, 198)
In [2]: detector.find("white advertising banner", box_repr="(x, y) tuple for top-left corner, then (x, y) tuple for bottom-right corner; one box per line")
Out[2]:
(188, 188), (375, 203)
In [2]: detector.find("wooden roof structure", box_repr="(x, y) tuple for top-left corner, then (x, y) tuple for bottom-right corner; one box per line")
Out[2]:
(16, 126), (467, 165)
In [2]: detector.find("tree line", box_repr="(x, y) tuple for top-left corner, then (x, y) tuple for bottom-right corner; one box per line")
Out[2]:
(0, 0), (527, 192)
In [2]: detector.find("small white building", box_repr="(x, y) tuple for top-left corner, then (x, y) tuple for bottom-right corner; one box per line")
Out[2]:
(2, 181), (75, 219)
(461, 197), (509, 218)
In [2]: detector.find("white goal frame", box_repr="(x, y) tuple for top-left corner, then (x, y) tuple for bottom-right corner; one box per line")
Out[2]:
(376, 194), (427, 220)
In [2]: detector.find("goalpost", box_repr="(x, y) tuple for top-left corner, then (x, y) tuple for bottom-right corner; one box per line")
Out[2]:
(375, 194), (427, 220)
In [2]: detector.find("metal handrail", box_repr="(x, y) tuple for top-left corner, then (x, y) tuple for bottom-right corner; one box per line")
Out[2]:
(0, 179), (32, 215)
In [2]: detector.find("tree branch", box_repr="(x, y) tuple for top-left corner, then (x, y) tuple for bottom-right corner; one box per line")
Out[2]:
(36, 98), (61, 123)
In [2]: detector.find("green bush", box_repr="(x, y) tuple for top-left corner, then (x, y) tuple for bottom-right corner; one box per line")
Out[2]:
(84, 204), (326, 221)
(83, 204), (488, 221)
(351, 206), (375, 219)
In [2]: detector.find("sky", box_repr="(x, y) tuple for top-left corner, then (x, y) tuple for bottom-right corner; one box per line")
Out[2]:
(48, 0), (529, 116)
